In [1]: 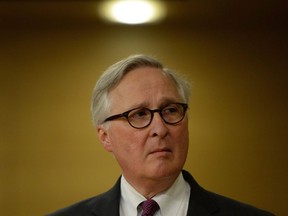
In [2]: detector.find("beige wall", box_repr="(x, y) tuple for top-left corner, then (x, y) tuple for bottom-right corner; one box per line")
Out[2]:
(1, 24), (287, 215)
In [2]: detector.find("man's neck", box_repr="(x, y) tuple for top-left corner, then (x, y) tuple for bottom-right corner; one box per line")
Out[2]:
(123, 172), (181, 199)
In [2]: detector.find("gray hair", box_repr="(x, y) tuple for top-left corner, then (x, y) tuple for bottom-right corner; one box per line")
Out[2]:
(91, 54), (191, 127)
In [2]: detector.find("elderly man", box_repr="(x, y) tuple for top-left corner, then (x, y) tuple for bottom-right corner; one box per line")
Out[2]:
(49, 55), (274, 216)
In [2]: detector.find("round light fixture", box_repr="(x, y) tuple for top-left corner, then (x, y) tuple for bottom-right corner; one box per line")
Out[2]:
(99, 0), (166, 25)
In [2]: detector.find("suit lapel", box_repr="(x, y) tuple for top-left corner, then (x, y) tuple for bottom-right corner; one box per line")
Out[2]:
(183, 170), (219, 216)
(90, 171), (219, 216)
(90, 177), (121, 216)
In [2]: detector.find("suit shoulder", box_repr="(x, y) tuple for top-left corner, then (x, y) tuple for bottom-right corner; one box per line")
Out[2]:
(47, 195), (98, 216)
(47, 180), (121, 216)
(206, 190), (275, 216)
(182, 170), (274, 216)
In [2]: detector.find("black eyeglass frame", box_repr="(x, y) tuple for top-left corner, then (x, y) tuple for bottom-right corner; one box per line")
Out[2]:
(103, 103), (188, 129)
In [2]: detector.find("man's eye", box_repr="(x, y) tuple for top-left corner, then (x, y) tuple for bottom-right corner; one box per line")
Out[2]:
(163, 105), (178, 114)
(167, 107), (178, 113)
(129, 109), (149, 119)
(136, 111), (148, 117)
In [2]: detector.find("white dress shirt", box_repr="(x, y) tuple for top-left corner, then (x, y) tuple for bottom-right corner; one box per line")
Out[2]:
(120, 173), (191, 216)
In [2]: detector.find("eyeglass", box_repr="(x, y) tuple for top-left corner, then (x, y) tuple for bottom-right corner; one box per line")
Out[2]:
(103, 103), (188, 129)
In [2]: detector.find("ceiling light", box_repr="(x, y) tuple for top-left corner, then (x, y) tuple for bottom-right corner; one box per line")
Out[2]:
(99, 0), (166, 25)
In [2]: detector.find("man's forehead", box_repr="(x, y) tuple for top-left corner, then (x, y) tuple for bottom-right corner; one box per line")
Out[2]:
(127, 97), (183, 109)
(107, 67), (182, 109)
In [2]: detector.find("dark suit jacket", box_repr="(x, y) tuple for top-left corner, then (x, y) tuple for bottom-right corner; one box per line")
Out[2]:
(48, 170), (274, 216)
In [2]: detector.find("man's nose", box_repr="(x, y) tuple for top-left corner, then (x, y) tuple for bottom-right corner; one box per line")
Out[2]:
(149, 112), (169, 137)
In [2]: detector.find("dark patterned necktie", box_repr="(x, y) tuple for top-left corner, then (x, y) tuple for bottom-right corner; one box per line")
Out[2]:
(141, 199), (159, 216)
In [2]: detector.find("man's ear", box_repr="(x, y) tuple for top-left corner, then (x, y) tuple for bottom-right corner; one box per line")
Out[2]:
(97, 125), (113, 152)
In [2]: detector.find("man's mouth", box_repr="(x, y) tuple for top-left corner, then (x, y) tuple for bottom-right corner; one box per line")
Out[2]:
(150, 148), (172, 155)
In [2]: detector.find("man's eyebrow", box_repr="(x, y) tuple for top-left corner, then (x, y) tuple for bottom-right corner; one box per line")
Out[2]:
(129, 102), (150, 109)
(159, 97), (183, 105)
(130, 98), (182, 109)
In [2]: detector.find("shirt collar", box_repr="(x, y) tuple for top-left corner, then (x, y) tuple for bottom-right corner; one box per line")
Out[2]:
(153, 173), (190, 216)
(120, 175), (146, 215)
(120, 172), (189, 215)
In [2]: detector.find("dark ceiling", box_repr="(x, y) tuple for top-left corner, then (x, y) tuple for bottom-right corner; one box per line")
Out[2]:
(1, 0), (287, 29)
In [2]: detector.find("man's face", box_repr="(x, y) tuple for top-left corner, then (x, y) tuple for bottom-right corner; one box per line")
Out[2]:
(97, 67), (189, 183)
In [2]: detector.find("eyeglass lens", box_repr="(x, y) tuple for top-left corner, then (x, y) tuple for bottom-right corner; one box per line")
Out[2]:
(127, 103), (186, 128)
